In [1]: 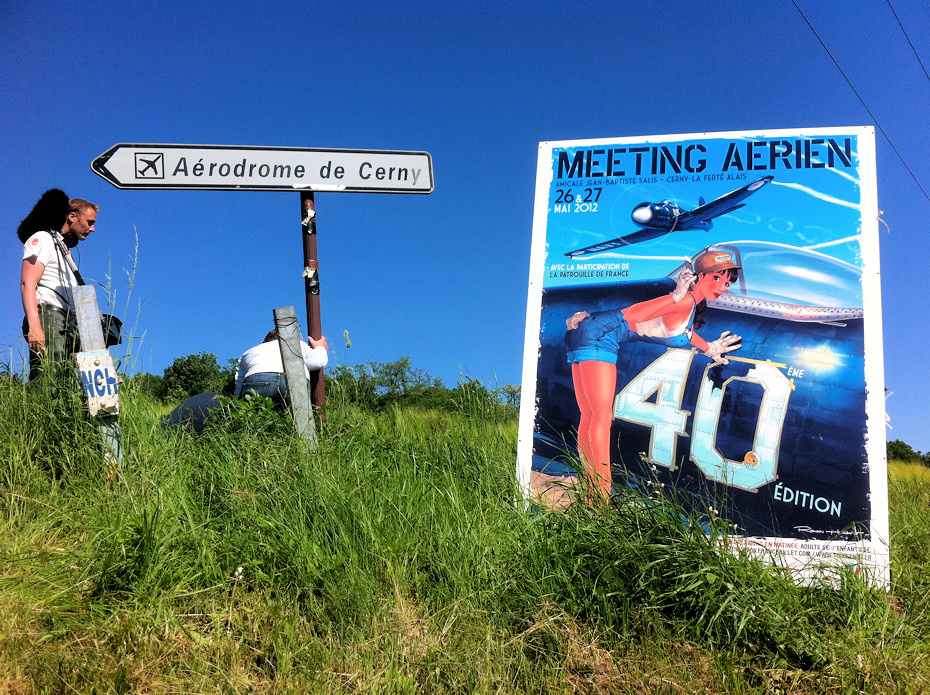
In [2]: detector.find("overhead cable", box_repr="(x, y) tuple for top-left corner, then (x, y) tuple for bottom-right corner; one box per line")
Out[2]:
(886, 0), (930, 82)
(792, 0), (930, 203)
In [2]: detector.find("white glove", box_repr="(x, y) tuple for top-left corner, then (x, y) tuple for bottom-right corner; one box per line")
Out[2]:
(671, 265), (696, 303)
(703, 331), (741, 365)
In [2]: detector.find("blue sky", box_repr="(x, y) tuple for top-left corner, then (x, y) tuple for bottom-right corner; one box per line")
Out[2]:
(2, 1), (928, 451)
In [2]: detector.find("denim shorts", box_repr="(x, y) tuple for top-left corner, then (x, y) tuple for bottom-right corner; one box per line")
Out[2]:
(564, 309), (630, 364)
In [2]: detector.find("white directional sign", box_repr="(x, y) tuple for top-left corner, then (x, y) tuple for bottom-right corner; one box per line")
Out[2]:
(92, 143), (434, 193)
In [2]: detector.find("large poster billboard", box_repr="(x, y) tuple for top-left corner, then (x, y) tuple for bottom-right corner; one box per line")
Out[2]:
(517, 127), (889, 586)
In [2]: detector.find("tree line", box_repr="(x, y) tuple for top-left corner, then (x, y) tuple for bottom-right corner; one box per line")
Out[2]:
(129, 352), (520, 418)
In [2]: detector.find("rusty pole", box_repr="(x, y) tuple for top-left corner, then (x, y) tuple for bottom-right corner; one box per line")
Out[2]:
(300, 191), (325, 408)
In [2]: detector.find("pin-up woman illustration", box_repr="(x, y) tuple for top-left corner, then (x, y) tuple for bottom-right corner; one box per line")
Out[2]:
(564, 247), (743, 499)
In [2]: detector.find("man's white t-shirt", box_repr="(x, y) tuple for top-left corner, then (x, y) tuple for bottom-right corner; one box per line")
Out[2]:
(23, 231), (79, 312)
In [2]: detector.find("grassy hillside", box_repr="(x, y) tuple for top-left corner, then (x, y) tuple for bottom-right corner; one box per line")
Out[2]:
(1, 374), (928, 693)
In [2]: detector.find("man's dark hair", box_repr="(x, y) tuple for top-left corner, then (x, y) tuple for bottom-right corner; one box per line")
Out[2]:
(17, 189), (71, 243)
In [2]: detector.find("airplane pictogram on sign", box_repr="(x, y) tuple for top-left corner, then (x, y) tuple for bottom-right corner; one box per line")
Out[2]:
(134, 152), (164, 179)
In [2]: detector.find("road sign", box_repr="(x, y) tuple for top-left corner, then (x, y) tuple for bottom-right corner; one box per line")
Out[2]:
(92, 143), (434, 193)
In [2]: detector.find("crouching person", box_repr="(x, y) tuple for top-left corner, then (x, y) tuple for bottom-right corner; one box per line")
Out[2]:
(234, 329), (328, 407)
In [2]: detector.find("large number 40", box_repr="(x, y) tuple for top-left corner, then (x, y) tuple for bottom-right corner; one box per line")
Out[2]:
(612, 348), (791, 491)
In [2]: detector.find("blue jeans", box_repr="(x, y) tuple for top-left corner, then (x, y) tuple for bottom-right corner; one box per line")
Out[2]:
(240, 373), (289, 403)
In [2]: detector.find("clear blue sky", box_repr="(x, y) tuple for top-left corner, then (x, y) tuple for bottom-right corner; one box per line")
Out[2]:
(2, 1), (928, 450)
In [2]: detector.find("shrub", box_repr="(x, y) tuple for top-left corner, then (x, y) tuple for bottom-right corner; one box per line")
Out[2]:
(156, 351), (234, 401)
(887, 438), (930, 466)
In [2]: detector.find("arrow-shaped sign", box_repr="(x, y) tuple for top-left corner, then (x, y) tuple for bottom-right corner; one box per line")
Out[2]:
(92, 143), (434, 193)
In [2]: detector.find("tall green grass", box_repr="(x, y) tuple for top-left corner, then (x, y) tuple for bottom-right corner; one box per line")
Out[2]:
(1, 372), (928, 693)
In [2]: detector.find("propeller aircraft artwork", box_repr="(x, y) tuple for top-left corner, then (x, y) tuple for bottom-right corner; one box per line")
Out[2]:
(565, 176), (773, 256)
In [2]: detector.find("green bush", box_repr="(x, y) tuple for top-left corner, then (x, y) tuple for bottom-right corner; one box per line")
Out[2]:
(887, 438), (930, 466)
(329, 356), (518, 420)
(130, 351), (237, 402)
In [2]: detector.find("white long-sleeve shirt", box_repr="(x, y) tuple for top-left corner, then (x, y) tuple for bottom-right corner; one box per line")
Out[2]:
(234, 339), (328, 395)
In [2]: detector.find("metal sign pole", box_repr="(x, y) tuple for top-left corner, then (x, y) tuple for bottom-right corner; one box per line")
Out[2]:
(300, 192), (325, 409)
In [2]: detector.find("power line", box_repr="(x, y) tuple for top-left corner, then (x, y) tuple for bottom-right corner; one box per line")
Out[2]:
(887, 0), (930, 82)
(791, 0), (930, 203)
